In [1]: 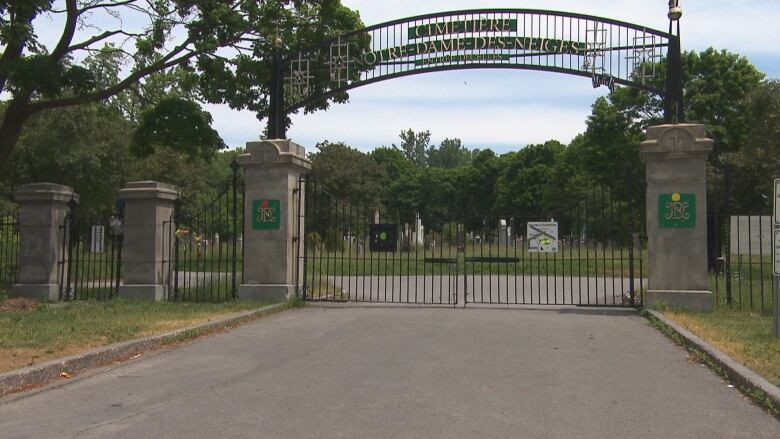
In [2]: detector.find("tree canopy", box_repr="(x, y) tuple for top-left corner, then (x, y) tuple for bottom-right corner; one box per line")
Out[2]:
(0, 0), (364, 164)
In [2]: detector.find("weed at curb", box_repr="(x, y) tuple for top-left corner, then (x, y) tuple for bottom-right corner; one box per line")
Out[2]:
(640, 309), (779, 418)
(288, 294), (306, 308)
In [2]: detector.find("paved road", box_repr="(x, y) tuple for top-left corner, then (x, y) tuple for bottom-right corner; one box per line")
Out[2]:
(1, 306), (776, 438)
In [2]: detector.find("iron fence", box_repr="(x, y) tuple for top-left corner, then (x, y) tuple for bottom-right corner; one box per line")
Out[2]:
(0, 208), (19, 293)
(710, 213), (774, 314)
(297, 174), (646, 307)
(58, 200), (123, 301)
(167, 160), (244, 302)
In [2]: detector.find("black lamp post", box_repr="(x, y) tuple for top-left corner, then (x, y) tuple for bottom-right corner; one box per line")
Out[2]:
(665, 1), (685, 123)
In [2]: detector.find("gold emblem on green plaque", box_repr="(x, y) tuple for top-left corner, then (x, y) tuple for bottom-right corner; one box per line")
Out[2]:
(659, 193), (695, 228)
(253, 199), (280, 230)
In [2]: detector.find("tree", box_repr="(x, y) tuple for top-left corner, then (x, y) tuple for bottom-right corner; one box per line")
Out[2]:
(0, 1), (364, 163)
(371, 146), (419, 224)
(309, 141), (384, 208)
(0, 101), (133, 218)
(454, 149), (501, 231)
(577, 97), (644, 203)
(610, 48), (764, 159)
(427, 138), (474, 169)
(395, 129), (430, 167)
(416, 167), (456, 232)
(494, 141), (563, 217)
(543, 135), (597, 215)
(726, 80), (780, 212)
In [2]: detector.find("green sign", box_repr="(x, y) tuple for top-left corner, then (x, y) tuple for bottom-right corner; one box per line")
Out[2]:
(659, 193), (695, 228)
(408, 19), (518, 39)
(252, 199), (281, 230)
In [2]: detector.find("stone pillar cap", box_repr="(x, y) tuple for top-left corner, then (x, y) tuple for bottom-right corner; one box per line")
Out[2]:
(641, 123), (713, 161)
(238, 139), (312, 170)
(118, 181), (179, 200)
(14, 183), (78, 203)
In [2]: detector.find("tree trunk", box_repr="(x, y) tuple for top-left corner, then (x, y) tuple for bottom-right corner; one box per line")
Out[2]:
(0, 100), (32, 165)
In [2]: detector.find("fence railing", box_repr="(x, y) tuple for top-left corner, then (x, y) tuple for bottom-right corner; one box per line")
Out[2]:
(0, 208), (19, 293)
(710, 214), (775, 314)
(58, 201), (124, 301)
(166, 160), (244, 302)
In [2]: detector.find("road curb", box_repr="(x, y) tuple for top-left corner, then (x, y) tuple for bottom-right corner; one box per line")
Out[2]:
(647, 309), (780, 413)
(0, 302), (289, 396)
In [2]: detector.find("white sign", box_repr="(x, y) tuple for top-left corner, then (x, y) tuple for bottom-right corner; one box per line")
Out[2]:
(90, 225), (105, 253)
(774, 229), (780, 276)
(527, 222), (559, 253)
(775, 179), (780, 226)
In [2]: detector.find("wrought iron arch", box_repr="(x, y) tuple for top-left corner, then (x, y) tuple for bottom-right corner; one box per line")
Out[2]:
(267, 9), (684, 138)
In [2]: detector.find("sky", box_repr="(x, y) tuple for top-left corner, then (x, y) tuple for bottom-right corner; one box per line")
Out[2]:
(27, 1), (780, 154)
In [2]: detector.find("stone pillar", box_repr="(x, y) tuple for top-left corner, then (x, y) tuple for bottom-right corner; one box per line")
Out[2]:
(238, 139), (311, 301)
(641, 124), (713, 312)
(12, 184), (77, 301)
(117, 181), (178, 301)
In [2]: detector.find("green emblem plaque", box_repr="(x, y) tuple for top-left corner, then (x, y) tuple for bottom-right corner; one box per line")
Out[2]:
(252, 199), (281, 230)
(659, 193), (695, 228)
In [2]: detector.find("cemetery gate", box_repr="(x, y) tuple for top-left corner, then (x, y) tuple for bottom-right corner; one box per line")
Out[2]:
(164, 160), (245, 302)
(296, 174), (646, 307)
(58, 198), (124, 301)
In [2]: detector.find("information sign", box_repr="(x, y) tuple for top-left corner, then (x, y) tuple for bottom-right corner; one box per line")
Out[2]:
(774, 229), (780, 277)
(527, 222), (559, 253)
(774, 179), (779, 226)
(369, 224), (397, 252)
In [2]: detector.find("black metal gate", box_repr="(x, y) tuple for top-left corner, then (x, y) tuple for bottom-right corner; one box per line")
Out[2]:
(58, 199), (124, 301)
(297, 175), (645, 308)
(166, 160), (244, 302)
(0, 207), (19, 292)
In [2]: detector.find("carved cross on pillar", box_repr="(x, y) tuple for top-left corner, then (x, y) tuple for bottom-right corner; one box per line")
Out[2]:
(667, 130), (686, 151)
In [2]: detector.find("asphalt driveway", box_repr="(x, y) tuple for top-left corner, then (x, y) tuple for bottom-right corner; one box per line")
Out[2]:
(1, 305), (776, 438)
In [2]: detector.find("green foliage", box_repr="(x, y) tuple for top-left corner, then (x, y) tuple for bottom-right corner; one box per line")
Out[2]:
(583, 98), (643, 187)
(369, 146), (418, 224)
(726, 80), (780, 212)
(0, 1), (365, 164)
(310, 141), (385, 207)
(416, 167), (456, 231)
(0, 102), (133, 218)
(494, 141), (563, 216)
(396, 129), (431, 167)
(132, 96), (225, 159)
(454, 149), (501, 230)
(323, 231), (345, 252)
(428, 138), (475, 169)
(680, 49), (765, 158)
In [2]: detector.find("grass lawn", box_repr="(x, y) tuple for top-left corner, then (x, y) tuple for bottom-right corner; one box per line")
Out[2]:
(661, 308), (780, 387)
(0, 298), (278, 374)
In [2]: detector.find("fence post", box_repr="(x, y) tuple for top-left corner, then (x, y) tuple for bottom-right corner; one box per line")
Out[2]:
(237, 140), (311, 301)
(12, 183), (78, 301)
(117, 181), (178, 301)
(641, 124), (714, 312)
